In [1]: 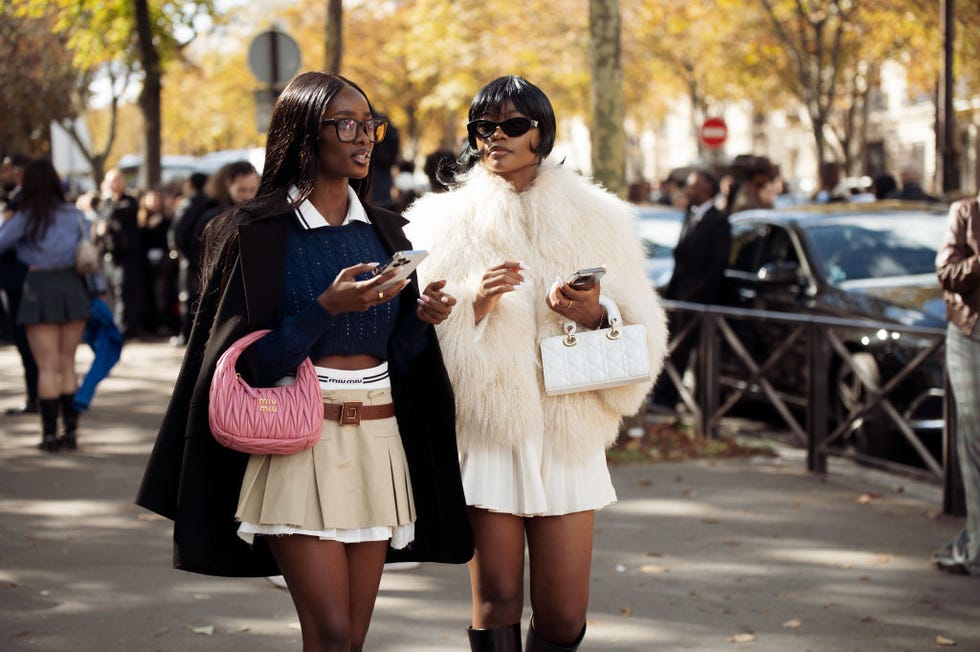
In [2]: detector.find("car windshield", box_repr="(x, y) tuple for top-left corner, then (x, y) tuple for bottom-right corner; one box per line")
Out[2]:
(804, 214), (945, 284)
(635, 207), (684, 258)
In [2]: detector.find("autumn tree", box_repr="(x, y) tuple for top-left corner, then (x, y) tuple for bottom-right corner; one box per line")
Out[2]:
(325, 0), (342, 73)
(18, 0), (218, 188)
(590, 0), (625, 196)
(0, 8), (76, 156)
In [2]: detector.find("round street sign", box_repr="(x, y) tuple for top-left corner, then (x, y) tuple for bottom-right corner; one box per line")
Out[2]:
(247, 29), (301, 87)
(700, 117), (728, 149)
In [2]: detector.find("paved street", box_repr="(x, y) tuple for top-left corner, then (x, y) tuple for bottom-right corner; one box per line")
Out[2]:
(0, 340), (977, 651)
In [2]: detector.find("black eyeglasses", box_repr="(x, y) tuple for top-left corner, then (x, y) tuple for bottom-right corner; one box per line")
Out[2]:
(466, 117), (539, 140)
(321, 118), (388, 143)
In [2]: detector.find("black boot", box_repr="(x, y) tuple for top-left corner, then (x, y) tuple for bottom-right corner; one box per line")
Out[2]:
(467, 623), (522, 651)
(59, 393), (79, 450)
(37, 398), (60, 452)
(525, 620), (585, 652)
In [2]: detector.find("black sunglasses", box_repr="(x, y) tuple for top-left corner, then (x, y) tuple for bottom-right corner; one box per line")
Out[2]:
(321, 118), (388, 143)
(466, 117), (539, 140)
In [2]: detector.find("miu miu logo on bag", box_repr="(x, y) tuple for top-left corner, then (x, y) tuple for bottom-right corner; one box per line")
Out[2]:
(257, 397), (278, 413)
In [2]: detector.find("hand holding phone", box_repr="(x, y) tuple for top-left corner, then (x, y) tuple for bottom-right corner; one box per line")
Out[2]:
(372, 250), (428, 291)
(566, 265), (606, 290)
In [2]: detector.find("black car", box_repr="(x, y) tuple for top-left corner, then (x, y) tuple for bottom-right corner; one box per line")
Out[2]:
(651, 201), (949, 470)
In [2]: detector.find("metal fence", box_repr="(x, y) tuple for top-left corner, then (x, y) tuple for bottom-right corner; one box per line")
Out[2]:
(657, 299), (965, 516)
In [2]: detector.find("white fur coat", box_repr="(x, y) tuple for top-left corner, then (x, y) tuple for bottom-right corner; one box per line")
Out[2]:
(404, 163), (667, 461)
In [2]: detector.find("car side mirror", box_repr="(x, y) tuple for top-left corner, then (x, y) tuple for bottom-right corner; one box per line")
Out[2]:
(757, 261), (800, 284)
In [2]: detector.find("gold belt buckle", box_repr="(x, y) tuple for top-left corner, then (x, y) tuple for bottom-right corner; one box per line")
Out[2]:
(339, 401), (362, 426)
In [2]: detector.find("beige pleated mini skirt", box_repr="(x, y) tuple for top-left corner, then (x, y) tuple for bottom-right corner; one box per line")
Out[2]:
(235, 363), (416, 548)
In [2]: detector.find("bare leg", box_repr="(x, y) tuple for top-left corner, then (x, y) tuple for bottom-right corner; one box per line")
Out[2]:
(56, 320), (85, 394)
(525, 510), (594, 645)
(25, 324), (61, 399)
(467, 507), (527, 628)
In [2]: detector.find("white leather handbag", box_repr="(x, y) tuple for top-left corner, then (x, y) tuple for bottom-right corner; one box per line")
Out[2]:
(540, 295), (652, 396)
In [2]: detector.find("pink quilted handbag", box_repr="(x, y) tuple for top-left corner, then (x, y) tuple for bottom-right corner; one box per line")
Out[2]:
(208, 329), (323, 455)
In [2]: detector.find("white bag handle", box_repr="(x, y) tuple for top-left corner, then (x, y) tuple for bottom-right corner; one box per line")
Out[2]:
(561, 295), (624, 344)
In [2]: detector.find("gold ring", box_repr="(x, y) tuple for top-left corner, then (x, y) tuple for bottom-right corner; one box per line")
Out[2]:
(378, 291), (384, 300)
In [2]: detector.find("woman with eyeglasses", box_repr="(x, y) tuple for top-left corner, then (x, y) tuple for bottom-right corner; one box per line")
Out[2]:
(404, 76), (667, 651)
(137, 71), (472, 651)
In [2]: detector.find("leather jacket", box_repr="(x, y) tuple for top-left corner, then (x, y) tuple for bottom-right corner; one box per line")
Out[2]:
(936, 197), (980, 336)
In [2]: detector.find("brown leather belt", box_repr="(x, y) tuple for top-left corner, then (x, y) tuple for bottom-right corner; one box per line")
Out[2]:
(323, 401), (395, 426)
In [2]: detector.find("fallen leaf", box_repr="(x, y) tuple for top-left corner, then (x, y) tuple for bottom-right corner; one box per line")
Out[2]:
(856, 492), (881, 504)
(640, 564), (668, 574)
(620, 607), (631, 617)
(782, 619), (801, 628)
(191, 626), (214, 636)
(638, 479), (653, 487)
(646, 551), (666, 558)
(936, 635), (956, 646)
(728, 632), (756, 643)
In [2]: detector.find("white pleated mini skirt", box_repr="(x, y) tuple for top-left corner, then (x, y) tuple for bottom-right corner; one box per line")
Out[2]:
(235, 362), (415, 548)
(459, 425), (617, 517)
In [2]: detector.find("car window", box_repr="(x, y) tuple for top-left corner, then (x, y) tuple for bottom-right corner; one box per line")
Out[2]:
(759, 226), (799, 267)
(729, 222), (765, 272)
(805, 215), (944, 284)
(635, 208), (684, 258)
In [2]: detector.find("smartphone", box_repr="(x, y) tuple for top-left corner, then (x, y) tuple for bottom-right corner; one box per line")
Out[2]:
(372, 250), (428, 291)
(566, 265), (606, 290)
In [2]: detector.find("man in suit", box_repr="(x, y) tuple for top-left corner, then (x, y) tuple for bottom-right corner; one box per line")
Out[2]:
(652, 168), (730, 410)
(97, 169), (142, 340)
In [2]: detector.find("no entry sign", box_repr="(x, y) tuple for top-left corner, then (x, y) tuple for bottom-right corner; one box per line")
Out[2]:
(700, 117), (728, 149)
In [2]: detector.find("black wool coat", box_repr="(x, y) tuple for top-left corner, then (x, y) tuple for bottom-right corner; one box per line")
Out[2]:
(135, 200), (473, 576)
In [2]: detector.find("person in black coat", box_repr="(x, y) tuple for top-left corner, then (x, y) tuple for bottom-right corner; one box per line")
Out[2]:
(97, 169), (142, 340)
(135, 71), (472, 651)
(652, 168), (730, 410)
(169, 172), (211, 344)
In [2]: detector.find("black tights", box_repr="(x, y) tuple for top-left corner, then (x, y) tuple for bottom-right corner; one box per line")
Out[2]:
(266, 535), (389, 651)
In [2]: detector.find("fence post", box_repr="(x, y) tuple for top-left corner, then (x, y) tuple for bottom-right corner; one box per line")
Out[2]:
(943, 369), (966, 516)
(807, 321), (829, 473)
(699, 310), (720, 439)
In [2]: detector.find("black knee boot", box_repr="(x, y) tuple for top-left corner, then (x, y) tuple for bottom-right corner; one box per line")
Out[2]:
(467, 623), (522, 651)
(59, 393), (79, 450)
(525, 621), (585, 652)
(38, 398), (61, 452)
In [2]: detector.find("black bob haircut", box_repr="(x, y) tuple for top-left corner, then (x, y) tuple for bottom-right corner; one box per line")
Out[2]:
(459, 75), (556, 170)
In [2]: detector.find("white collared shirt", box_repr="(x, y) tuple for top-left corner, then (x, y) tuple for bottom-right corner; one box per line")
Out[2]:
(690, 198), (714, 226)
(289, 185), (369, 230)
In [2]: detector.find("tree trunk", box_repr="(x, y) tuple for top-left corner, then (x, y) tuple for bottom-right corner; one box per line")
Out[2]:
(588, 0), (625, 197)
(134, 0), (162, 189)
(325, 0), (343, 73)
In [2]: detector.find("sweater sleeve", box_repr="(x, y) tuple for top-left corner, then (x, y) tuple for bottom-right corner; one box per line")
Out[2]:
(249, 300), (338, 385)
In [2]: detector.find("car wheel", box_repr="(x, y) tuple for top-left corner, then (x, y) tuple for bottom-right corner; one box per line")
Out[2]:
(833, 351), (890, 458)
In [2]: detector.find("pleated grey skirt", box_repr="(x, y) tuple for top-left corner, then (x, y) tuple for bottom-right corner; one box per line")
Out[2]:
(18, 269), (90, 325)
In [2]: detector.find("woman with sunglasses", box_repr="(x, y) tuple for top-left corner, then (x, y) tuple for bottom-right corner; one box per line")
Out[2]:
(405, 76), (667, 651)
(137, 71), (472, 651)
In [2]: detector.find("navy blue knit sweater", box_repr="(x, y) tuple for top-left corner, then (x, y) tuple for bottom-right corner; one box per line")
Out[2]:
(252, 219), (426, 384)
